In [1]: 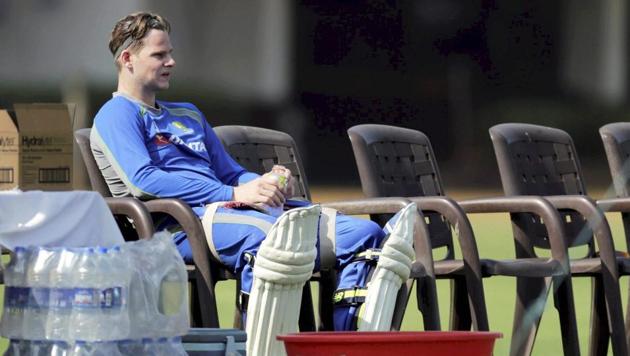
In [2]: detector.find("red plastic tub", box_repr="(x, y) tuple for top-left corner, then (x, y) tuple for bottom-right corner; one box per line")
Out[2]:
(277, 331), (502, 356)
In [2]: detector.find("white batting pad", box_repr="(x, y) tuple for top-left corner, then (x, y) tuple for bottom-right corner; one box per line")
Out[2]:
(246, 204), (321, 356)
(357, 202), (416, 331)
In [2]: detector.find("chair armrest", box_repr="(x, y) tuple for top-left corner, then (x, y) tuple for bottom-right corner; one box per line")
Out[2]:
(144, 198), (205, 243)
(482, 258), (563, 277)
(143, 198), (220, 326)
(320, 197), (412, 215)
(143, 198), (214, 266)
(545, 195), (619, 281)
(104, 197), (155, 240)
(408, 196), (481, 276)
(458, 196), (570, 274)
(321, 197), (434, 277)
(597, 197), (630, 213)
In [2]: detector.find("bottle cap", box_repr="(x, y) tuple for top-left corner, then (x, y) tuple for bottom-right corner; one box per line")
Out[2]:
(267, 173), (287, 189)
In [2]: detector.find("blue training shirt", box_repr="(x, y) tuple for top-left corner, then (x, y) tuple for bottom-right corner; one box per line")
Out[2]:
(91, 93), (259, 209)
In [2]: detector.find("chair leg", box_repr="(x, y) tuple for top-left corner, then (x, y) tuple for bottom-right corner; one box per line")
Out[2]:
(552, 276), (580, 356)
(390, 278), (414, 330)
(465, 270), (490, 332)
(197, 277), (220, 328)
(233, 279), (243, 330)
(450, 276), (472, 331)
(621, 213), (630, 352)
(626, 279), (630, 352)
(231, 279), (318, 332)
(510, 277), (549, 356)
(318, 270), (336, 331)
(416, 275), (441, 330)
(298, 283), (316, 331)
(233, 309), (243, 330)
(189, 278), (202, 327)
(600, 273), (627, 356)
(589, 276), (609, 356)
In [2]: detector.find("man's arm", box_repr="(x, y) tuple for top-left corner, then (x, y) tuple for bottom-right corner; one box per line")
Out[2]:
(200, 118), (286, 206)
(201, 119), (259, 186)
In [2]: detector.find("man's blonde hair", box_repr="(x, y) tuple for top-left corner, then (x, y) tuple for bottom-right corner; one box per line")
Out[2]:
(109, 12), (171, 69)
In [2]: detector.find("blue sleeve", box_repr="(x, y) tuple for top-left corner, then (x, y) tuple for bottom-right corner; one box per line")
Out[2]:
(201, 118), (261, 185)
(238, 172), (260, 184)
(92, 100), (235, 205)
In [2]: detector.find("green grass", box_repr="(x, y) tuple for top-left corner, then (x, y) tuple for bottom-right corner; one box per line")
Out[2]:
(0, 206), (626, 355)
(399, 211), (627, 355)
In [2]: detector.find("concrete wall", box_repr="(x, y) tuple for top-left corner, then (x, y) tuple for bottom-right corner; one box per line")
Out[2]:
(0, 0), (291, 102)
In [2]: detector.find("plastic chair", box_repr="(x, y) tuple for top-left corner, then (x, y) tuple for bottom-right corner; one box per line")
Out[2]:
(600, 123), (630, 201)
(348, 124), (580, 356)
(214, 125), (454, 332)
(214, 125), (324, 331)
(491, 123), (628, 356)
(598, 122), (630, 348)
(101, 196), (155, 240)
(74, 128), (225, 328)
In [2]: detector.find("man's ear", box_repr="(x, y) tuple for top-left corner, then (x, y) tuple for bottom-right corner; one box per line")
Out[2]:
(120, 50), (133, 70)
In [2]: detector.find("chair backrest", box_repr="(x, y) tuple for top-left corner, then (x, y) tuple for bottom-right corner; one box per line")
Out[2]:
(347, 124), (454, 255)
(214, 125), (311, 201)
(600, 122), (630, 198)
(74, 128), (113, 197)
(75, 128), (151, 240)
(599, 122), (630, 253)
(489, 123), (593, 252)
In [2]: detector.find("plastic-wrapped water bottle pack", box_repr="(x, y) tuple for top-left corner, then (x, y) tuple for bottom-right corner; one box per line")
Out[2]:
(4, 337), (187, 356)
(0, 232), (189, 355)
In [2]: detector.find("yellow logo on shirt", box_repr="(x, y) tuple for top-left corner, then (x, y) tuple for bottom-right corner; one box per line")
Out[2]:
(172, 121), (193, 133)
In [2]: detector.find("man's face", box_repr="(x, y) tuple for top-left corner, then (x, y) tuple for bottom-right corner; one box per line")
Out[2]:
(129, 29), (175, 92)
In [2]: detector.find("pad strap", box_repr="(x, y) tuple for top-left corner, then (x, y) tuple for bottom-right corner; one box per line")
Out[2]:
(333, 287), (369, 307)
(352, 248), (381, 263)
(202, 202), (273, 263)
(319, 207), (337, 270)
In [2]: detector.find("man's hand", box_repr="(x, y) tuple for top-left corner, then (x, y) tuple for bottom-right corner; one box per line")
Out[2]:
(233, 175), (286, 207)
(270, 165), (295, 198)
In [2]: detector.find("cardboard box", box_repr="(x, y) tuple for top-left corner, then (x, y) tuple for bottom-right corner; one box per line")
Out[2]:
(0, 104), (75, 191)
(0, 110), (19, 189)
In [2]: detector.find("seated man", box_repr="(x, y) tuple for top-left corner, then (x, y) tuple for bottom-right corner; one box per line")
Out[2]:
(91, 12), (415, 352)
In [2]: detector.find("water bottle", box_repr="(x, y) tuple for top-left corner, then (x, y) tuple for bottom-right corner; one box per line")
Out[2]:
(1, 247), (29, 339)
(117, 339), (144, 356)
(149, 337), (187, 356)
(158, 268), (185, 318)
(4, 339), (27, 356)
(3, 339), (19, 356)
(69, 341), (122, 356)
(28, 340), (52, 356)
(168, 337), (188, 356)
(96, 341), (124, 356)
(259, 172), (287, 217)
(139, 338), (187, 356)
(98, 246), (129, 340)
(123, 242), (150, 339)
(49, 340), (71, 356)
(69, 341), (89, 356)
(69, 341), (90, 356)
(142, 337), (178, 356)
(23, 247), (55, 341)
(69, 248), (100, 341)
(46, 248), (78, 340)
